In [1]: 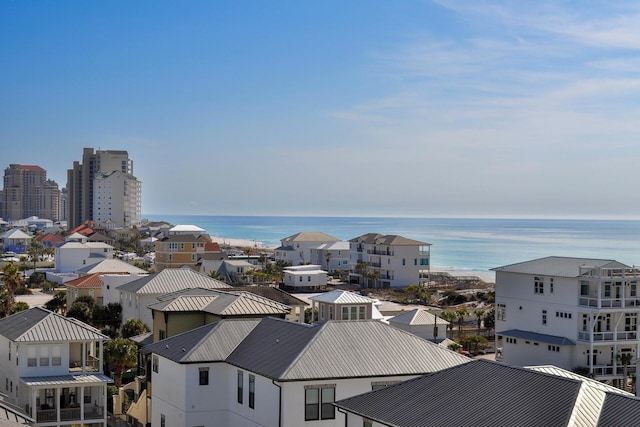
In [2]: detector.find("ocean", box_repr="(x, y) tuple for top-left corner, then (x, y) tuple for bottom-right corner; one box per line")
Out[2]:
(143, 215), (640, 279)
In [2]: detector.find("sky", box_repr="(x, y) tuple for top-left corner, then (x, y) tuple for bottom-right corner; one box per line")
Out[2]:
(3, 1), (640, 219)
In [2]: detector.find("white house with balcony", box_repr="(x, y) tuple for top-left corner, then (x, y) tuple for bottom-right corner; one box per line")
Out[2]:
(492, 256), (640, 387)
(141, 317), (469, 427)
(348, 233), (431, 288)
(274, 232), (341, 265)
(0, 307), (112, 426)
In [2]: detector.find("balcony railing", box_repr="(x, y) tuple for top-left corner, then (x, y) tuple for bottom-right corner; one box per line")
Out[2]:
(36, 406), (104, 423)
(578, 331), (638, 342)
(591, 364), (637, 377)
(578, 297), (640, 308)
(367, 249), (394, 256)
(69, 356), (100, 373)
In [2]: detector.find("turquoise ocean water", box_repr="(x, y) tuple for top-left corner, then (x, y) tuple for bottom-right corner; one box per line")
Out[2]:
(143, 215), (640, 279)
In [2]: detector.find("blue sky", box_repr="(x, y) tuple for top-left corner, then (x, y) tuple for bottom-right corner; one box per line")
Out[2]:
(3, 1), (640, 219)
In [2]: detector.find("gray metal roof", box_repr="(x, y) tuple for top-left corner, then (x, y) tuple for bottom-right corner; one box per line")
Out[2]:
(349, 233), (430, 246)
(117, 267), (231, 294)
(231, 286), (308, 307)
(281, 231), (340, 243)
(0, 402), (32, 426)
(597, 392), (640, 426)
(0, 307), (108, 342)
(334, 359), (581, 427)
(498, 329), (576, 346)
(143, 319), (261, 363)
(308, 290), (376, 304)
(492, 256), (628, 277)
(20, 373), (113, 386)
(74, 258), (147, 275)
(389, 309), (450, 326)
(227, 318), (470, 381)
(147, 287), (290, 316)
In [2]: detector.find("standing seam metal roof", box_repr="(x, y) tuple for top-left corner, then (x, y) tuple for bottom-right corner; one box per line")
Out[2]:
(0, 307), (108, 342)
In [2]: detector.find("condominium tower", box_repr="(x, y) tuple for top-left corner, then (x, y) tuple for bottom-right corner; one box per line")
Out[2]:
(1, 164), (61, 221)
(66, 148), (141, 229)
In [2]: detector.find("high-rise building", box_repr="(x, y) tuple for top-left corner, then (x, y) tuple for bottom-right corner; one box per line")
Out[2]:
(93, 170), (142, 228)
(1, 164), (61, 221)
(66, 148), (139, 229)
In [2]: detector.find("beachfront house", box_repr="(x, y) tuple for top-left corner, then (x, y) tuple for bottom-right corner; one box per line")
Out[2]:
(282, 264), (328, 290)
(334, 360), (640, 427)
(493, 256), (640, 387)
(274, 231), (341, 265)
(309, 241), (351, 273)
(0, 307), (112, 427)
(141, 317), (470, 427)
(348, 233), (431, 288)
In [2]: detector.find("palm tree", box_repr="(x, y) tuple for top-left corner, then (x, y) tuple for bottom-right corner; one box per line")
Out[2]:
(455, 307), (469, 339)
(104, 338), (138, 388)
(474, 309), (485, 333)
(122, 318), (149, 339)
(440, 311), (457, 339)
(617, 352), (634, 391)
(44, 290), (67, 315)
(2, 262), (22, 296)
(27, 239), (44, 273)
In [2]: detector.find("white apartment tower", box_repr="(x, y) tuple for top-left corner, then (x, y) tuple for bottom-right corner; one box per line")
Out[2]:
(93, 170), (142, 228)
(493, 256), (640, 388)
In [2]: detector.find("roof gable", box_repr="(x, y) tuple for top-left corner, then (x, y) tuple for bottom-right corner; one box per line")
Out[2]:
(309, 290), (376, 304)
(492, 256), (628, 277)
(335, 360), (580, 427)
(228, 319), (469, 381)
(144, 319), (261, 363)
(0, 307), (108, 342)
(118, 267), (231, 294)
(282, 231), (340, 243)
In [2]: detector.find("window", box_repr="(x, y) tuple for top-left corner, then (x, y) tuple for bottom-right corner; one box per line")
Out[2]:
(160, 414), (166, 427)
(632, 284), (637, 297)
(550, 278), (554, 293)
(497, 303), (506, 321)
(534, 277), (544, 294)
(402, 259), (406, 266)
(580, 281), (590, 296)
(8, 342), (10, 361)
(542, 310), (547, 325)
(320, 304), (325, 321)
(371, 380), (399, 391)
(249, 375), (255, 409)
(237, 371), (243, 404)
(27, 346), (37, 367)
(152, 356), (159, 373)
(39, 346), (49, 366)
(305, 385), (335, 421)
(199, 368), (209, 386)
(364, 420), (373, 427)
(159, 330), (166, 340)
(605, 284), (611, 297)
(329, 305), (334, 320)
(420, 258), (429, 265)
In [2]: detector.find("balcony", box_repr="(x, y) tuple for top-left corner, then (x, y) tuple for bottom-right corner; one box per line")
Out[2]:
(367, 249), (394, 256)
(590, 364), (637, 378)
(578, 330), (638, 342)
(578, 297), (640, 308)
(69, 355), (100, 373)
(37, 406), (104, 423)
